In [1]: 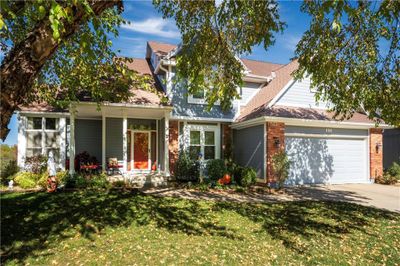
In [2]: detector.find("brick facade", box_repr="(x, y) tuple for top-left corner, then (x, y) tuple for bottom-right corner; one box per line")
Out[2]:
(169, 120), (179, 175)
(369, 128), (383, 179)
(222, 124), (232, 159)
(266, 122), (285, 183)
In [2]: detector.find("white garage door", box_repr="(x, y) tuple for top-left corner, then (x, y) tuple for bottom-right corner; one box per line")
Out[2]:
(285, 136), (369, 185)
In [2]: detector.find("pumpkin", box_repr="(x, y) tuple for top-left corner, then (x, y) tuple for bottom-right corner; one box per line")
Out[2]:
(223, 174), (231, 184)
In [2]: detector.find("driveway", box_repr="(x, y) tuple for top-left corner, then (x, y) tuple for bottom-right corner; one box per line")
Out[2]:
(285, 183), (400, 213)
(144, 183), (400, 213)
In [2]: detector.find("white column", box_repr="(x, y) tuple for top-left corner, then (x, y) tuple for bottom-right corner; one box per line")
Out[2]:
(156, 119), (159, 173)
(17, 114), (26, 168)
(122, 116), (127, 173)
(41, 117), (46, 155)
(102, 113), (106, 172)
(59, 117), (66, 170)
(164, 114), (170, 176)
(69, 108), (75, 175)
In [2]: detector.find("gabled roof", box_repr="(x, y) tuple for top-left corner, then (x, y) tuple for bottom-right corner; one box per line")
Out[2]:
(19, 58), (169, 112)
(237, 59), (374, 124)
(240, 58), (283, 77)
(147, 41), (177, 57)
(238, 60), (299, 121)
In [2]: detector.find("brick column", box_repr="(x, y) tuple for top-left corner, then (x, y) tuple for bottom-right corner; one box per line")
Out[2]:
(169, 120), (179, 175)
(369, 128), (383, 179)
(266, 122), (285, 183)
(222, 124), (232, 159)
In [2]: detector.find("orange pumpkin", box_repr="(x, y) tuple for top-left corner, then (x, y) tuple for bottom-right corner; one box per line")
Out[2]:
(223, 174), (231, 184)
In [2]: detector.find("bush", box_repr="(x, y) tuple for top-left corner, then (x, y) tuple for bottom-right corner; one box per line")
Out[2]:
(376, 173), (398, 185)
(206, 159), (226, 181)
(65, 174), (88, 188)
(175, 152), (199, 182)
(14, 172), (40, 189)
(64, 173), (110, 189)
(387, 162), (400, 181)
(56, 170), (69, 184)
(239, 167), (257, 187)
(88, 173), (111, 189)
(0, 159), (19, 185)
(271, 151), (290, 189)
(25, 155), (47, 174)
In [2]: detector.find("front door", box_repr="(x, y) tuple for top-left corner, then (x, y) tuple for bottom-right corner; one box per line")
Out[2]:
(133, 132), (150, 170)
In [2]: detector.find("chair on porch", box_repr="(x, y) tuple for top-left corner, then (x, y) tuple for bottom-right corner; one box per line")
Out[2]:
(107, 158), (123, 175)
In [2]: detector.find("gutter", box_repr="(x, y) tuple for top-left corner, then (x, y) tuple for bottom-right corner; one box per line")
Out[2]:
(231, 116), (393, 130)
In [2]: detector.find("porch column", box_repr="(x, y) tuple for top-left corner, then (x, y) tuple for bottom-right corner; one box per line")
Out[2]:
(69, 107), (75, 175)
(164, 113), (170, 176)
(102, 113), (106, 171)
(59, 117), (66, 170)
(122, 116), (128, 173)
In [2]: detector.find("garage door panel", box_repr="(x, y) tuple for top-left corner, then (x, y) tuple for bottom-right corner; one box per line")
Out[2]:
(285, 136), (368, 185)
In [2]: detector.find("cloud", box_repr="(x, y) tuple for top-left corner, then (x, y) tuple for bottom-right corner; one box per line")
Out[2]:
(113, 36), (148, 58)
(121, 18), (180, 39)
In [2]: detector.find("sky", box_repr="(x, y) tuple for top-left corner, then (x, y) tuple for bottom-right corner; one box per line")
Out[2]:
(1, 1), (311, 146)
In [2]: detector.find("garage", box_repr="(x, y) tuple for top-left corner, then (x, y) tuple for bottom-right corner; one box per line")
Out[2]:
(284, 126), (369, 185)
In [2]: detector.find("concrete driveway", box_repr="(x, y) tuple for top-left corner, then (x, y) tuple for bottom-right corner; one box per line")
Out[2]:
(285, 183), (400, 213)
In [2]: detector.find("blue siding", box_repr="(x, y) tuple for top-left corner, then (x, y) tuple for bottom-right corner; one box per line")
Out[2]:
(233, 125), (264, 178)
(170, 77), (238, 120)
(106, 118), (123, 161)
(75, 119), (102, 163)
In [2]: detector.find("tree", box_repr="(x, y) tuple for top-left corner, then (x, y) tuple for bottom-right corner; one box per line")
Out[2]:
(295, 0), (400, 126)
(0, 0), (150, 140)
(154, 0), (285, 111)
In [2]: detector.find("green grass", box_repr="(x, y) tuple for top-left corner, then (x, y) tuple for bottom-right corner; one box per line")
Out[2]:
(1, 190), (399, 265)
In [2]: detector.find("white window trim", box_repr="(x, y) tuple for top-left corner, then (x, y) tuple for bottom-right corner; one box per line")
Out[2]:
(184, 124), (220, 160)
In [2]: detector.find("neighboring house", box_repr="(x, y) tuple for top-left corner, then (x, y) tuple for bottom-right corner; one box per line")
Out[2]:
(383, 129), (400, 169)
(16, 41), (390, 185)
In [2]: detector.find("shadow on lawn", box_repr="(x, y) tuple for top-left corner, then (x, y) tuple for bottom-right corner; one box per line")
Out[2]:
(1, 190), (399, 264)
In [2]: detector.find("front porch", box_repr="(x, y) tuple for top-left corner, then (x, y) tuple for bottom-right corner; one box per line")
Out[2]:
(68, 102), (174, 177)
(108, 172), (172, 188)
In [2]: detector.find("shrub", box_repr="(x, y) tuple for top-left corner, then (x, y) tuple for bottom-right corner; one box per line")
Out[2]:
(0, 159), (19, 185)
(37, 171), (49, 189)
(113, 180), (127, 188)
(14, 172), (40, 189)
(56, 170), (69, 184)
(206, 159), (226, 181)
(271, 151), (290, 189)
(25, 155), (47, 174)
(175, 152), (199, 182)
(89, 173), (111, 189)
(387, 162), (400, 181)
(65, 174), (88, 188)
(376, 173), (398, 185)
(239, 167), (257, 187)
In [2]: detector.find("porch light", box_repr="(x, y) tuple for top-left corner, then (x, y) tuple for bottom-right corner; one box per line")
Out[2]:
(273, 137), (281, 149)
(375, 142), (382, 153)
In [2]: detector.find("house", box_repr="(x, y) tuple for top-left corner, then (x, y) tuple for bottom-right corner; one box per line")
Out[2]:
(383, 129), (400, 169)
(16, 41), (390, 185)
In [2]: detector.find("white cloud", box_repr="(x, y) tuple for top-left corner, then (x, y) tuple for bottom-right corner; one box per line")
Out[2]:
(121, 18), (180, 39)
(276, 34), (301, 52)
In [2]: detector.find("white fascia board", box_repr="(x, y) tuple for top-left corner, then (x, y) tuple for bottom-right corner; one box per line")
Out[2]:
(18, 111), (70, 117)
(243, 74), (272, 83)
(171, 115), (234, 123)
(76, 102), (174, 110)
(267, 79), (295, 108)
(231, 116), (392, 130)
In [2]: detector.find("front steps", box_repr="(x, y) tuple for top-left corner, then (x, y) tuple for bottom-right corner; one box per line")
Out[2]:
(108, 172), (172, 188)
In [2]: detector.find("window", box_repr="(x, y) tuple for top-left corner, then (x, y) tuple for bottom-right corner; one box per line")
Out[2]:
(27, 117), (42, 130)
(189, 130), (201, 160)
(186, 124), (219, 161)
(45, 118), (57, 130)
(25, 117), (60, 162)
(188, 89), (206, 104)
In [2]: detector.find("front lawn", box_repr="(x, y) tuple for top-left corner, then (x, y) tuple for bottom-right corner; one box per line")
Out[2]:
(1, 190), (399, 265)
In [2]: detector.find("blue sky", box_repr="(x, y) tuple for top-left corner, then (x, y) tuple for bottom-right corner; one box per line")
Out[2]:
(1, 1), (310, 146)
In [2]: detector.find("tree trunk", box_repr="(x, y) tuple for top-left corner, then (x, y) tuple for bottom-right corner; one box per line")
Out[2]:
(0, 0), (122, 141)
